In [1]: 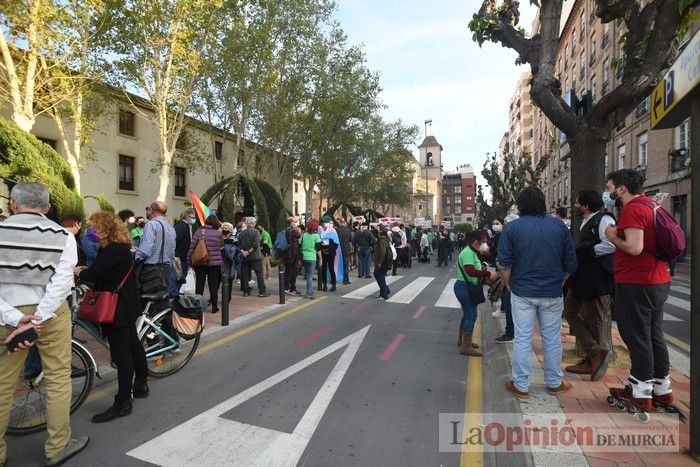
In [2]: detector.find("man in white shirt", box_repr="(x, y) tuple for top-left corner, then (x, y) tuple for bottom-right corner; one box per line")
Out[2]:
(0, 183), (89, 466)
(564, 190), (617, 382)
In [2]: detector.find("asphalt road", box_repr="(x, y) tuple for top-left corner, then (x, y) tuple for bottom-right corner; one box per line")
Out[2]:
(6, 257), (508, 467)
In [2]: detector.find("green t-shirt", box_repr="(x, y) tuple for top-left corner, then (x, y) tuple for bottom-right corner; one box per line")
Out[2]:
(300, 232), (321, 261)
(130, 227), (143, 239)
(261, 230), (272, 246)
(457, 246), (481, 285)
(427, 232), (434, 243)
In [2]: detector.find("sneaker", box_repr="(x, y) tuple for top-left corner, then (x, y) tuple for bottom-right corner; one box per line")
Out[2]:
(546, 380), (573, 395)
(305, 294), (316, 300)
(259, 292), (271, 297)
(45, 436), (90, 466)
(609, 384), (652, 411)
(495, 334), (513, 343)
(505, 380), (529, 399)
(292, 290), (302, 296)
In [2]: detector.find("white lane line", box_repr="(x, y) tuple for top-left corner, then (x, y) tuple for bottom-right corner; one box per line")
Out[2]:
(664, 313), (683, 322)
(670, 285), (690, 296)
(666, 295), (689, 311)
(342, 275), (403, 299)
(387, 277), (434, 304)
(434, 279), (459, 308)
(127, 326), (371, 467)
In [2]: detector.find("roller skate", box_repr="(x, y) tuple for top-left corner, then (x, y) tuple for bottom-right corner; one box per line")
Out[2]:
(606, 376), (652, 423)
(651, 375), (687, 423)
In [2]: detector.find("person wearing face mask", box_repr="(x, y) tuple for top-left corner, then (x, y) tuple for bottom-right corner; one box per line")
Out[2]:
(498, 187), (577, 399)
(130, 216), (146, 247)
(603, 169), (673, 414)
(489, 219), (504, 261)
(563, 190), (616, 381)
(453, 230), (498, 356)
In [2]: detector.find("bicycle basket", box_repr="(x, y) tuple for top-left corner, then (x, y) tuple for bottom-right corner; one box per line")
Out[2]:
(172, 294), (205, 340)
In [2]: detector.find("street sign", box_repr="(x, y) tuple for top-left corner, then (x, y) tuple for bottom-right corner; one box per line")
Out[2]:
(651, 30), (700, 129)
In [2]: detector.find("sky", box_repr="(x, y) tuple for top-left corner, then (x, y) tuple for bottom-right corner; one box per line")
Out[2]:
(334, 0), (537, 178)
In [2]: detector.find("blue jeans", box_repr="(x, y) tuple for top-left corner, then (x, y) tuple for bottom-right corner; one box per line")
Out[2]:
(303, 260), (316, 296)
(373, 268), (390, 299)
(511, 293), (564, 392)
(454, 280), (478, 334)
(358, 247), (371, 277)
(501, 289), (514, 338)
(342, 255), (350, 283)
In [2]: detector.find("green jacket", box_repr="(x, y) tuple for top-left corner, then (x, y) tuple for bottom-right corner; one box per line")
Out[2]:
(373, 235), (390, 272)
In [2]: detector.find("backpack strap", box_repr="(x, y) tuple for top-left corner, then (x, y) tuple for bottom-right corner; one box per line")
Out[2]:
(625, 197), (659, 258)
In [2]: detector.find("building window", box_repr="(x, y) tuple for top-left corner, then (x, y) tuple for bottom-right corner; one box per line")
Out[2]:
(605, 153), (609, 173)
(455, 186), (461, 194)
(590, 39), (596, 65)
(635, 97), (649, 117)
(676, 118), (690, 154)
(214, 141), (223, 161)
(571, 30), (576, 56)
(118, 110), (135, 137)
(418, 204), (422, 211)
(294, 201), (299, 215)
(454, 206), (461, 215)
(174, 166), (186, 197)
(638, 132), (648, 166)
(618, 144), (626, 169)
(118, 155), (135, 191)
(580, 11), (586, 37)
(591, 78), (597, 103)
(237, 148), (245, 166)
(294, 182), (299, 193)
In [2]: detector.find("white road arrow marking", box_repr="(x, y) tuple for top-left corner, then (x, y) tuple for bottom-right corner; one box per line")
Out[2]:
(127, 325), (371, 467)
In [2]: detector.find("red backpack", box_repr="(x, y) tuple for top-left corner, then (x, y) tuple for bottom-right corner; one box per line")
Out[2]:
(632, 199), (686, 262)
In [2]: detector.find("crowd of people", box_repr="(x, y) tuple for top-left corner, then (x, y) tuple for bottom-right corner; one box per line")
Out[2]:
(454, 169), (679, 417)
(0, 166), (683, 464)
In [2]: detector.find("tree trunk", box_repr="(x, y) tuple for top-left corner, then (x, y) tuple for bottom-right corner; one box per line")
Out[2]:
(12, 112), (34, 133)
(157, 149), (173, 201)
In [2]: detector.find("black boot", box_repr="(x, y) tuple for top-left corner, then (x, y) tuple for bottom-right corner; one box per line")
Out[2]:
(133, 380), (149, 399)
(91, 397), (132, 423)
(323, 284), (328, 292)
(329, 284), (336, 292)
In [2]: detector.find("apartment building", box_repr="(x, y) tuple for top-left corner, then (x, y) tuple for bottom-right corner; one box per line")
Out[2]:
(529, 0), (692, 240)
(443, 164), (477, 225)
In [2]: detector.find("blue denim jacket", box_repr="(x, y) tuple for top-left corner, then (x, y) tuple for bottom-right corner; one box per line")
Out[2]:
(497, 215), (577, 298)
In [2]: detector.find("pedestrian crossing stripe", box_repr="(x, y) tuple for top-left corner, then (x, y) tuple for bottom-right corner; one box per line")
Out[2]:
(666, 295), (689, 311)
(434, 279), (459, 308)
(670, 285), (690, 296)
(387, 277), (434, 304)
(342, 276), (404, 299)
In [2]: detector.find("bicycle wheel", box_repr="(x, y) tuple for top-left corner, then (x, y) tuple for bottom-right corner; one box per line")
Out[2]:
(139, 308), (199, 378)
(8, 340), (95, 436)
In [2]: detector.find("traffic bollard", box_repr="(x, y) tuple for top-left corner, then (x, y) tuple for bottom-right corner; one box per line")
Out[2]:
(221, 272), (230, 326)
(278, 268), (285, 305)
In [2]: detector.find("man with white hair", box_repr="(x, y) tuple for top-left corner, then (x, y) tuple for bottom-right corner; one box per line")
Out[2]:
(0, 183), (89, 466)
(238, 217), (269, 297)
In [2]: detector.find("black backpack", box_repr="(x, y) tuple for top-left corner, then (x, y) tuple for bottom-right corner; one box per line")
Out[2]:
(391, 231), (402, 247)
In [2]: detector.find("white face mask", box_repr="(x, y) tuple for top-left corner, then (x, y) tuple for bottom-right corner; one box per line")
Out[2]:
(323, 223), (330, 229)
(127, 216), (135, 224)
(492, 224), (502, 232)
(479, 243), (489, 253)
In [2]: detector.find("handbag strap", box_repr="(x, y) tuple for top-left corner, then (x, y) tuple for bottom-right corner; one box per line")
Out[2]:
(115, 263), (134, 293)
(458, 247), (477, 283)
(158, 220), (165, 263)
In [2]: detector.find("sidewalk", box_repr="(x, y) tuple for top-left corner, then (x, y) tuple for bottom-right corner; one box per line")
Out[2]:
(493, 313), (695, 466)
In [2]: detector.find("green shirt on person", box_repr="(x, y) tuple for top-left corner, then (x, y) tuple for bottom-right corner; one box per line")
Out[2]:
(261, 230), (272, 246)
(130, 227), (143, 239)
(456, 246), (481, 285)
(300, 232), (321, 261)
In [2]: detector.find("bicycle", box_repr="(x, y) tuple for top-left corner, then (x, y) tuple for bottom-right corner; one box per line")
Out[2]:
(8, 287), (201, 435)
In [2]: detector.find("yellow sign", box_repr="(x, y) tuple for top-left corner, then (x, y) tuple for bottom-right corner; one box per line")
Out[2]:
(651, 30), (700, 129)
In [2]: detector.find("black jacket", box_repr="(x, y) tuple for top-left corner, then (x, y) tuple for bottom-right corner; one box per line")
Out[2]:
(568, 212), (615, 299)
(79, 242), (140, 327)
(336, 226), (352, 256)
(174, 220), (191, 260)
(354, 229), (376, 248)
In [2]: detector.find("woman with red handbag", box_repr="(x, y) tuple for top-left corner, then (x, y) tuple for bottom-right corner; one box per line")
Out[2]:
(74, 212), (148, 423)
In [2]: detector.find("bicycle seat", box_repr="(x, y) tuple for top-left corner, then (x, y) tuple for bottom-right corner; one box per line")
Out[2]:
(140, 292), (170, 302)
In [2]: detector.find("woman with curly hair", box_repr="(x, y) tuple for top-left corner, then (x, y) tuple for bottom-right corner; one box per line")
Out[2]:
(74, 212), (148, 423)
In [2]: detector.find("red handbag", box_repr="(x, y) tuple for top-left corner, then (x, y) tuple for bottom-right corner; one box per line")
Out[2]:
(78, 264), (133, 324)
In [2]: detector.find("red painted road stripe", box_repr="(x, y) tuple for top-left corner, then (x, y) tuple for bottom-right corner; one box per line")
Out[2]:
(352, 300), (371, 314)
(412, 305), (427, 320)
(297, 324), (333, 348)
(379, 334), (406, 361)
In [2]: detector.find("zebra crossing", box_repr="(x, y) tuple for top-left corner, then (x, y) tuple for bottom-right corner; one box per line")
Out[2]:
(342, 275), (461, 308)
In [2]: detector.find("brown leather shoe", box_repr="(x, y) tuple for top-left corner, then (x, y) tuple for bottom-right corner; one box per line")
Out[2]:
(460, 333), (482, 356)
(565, 358), (592, 375)
(505, 380), (529, 399)
(590, 349), (611, 382)
(546, 380), (573, 395)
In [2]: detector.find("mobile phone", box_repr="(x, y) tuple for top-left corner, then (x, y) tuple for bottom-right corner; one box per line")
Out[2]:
(6, 328), (39, 353)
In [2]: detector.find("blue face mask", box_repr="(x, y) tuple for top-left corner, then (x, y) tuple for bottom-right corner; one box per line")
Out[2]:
(602, 190), (618, 207)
